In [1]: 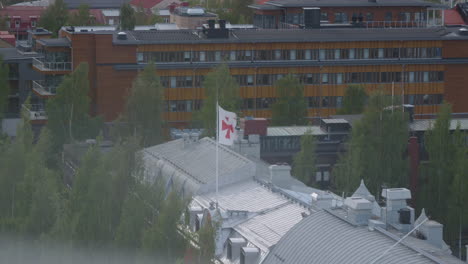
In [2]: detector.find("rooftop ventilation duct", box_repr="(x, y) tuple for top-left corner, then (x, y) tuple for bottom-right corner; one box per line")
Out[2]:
(117, 31), (127, 40)
(381, 188), (412, 226)
(344, 197), (373, 225)
(419, 220), (445, 249)
(240, 247), (260, 264)
(303, 7), (320, 29)
(458, 27), (468, 36)
(269, 164), (292, 189)
(227, 238), (247, 260)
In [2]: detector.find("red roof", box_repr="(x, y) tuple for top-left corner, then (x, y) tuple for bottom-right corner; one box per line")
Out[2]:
(244, 118), (268, 136)
(444, 9), (465, 26)
(129, 0), (164, 9)
(0, 6), (46, 20)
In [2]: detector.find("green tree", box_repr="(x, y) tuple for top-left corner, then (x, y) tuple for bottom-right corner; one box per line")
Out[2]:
(142, 191), (186, 261)
(46, 63), (102, 151)
(198, 217), (219, 263)
(337, 85), (367, 114)
(271, 74), (307, 126)
(39, 0), (68, 36)
(197, 63), (240, 136)
(122, 62), (164, 147)
(292, 130), (317, 186)
(0, 55), (9, 123)
(69, 4), (93, 26)
(333, 89), (409, 195)
(232, 0), (253, 23)
(120, 3), (136, 30)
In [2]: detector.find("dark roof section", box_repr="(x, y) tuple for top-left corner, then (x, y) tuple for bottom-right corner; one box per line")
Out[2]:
(111, 27), (468, 45)
(64, 0), (129, 9)
(0, 48), (40, 61)
(248, 3), (281, 10)
(37, 38), (71, 47)
(265, 0), (447, 8)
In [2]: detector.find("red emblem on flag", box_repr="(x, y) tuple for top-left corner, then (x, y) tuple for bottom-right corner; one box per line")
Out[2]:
(222, 117), (234, 139)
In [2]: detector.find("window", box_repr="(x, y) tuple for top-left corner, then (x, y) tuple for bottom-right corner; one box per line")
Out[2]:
(349, 49), (355, 59)
(366, 12), (374, 22)
(184, 51), (191, 62)
(15, 19), (20, 28)
(378, 48), (384, 58)
(290, 49), (296, 60)
(364, 48), (369, 59)
(247, 75), (254, 85)
(215, 51), (221, 61)
(321, 12), (328, 21)
(305, 50), (311, 60)
(334, 12), (348, 23)
(199, 51), (205, 61)
(31, 20), (37, 27)
(322, 73), (328, 84)
(399, 12), (411, 22)
(337, 73), (343, 84)
(108, 18), (114, 25)
(319, 49), (326, 60)
(137, 53), (143, 63)
(385, 12), (392, 22)
(336, 96), (343, 108)
(170, 77), (177, 88)
(423, 72), (429, 82)
(230, 51), (236, 61)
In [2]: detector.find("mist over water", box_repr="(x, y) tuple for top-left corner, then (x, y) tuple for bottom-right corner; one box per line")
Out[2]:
(0, 234), (176, 264)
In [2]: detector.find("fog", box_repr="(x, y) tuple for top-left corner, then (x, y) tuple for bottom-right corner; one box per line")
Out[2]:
(0, 234), (177, 264)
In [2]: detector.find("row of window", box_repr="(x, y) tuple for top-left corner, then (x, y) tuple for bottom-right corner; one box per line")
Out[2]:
(163, 94), (443, 112)
(285, 11), (426, 25)
(136, 47), (442, 63)
(158, 71), (444, 88)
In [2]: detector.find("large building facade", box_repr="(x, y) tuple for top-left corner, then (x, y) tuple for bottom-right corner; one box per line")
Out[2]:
(26, 25), (468, 127)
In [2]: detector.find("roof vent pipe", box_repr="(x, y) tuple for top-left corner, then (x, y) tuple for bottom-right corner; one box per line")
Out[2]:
(208, 19), (215, 29)
(117, 31), (127, 40)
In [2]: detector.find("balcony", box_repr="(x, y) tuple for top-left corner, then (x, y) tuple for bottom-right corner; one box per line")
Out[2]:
(22, 104), (47, 121)
(32, 80), (57, 97)
(32, 57), (72, 72)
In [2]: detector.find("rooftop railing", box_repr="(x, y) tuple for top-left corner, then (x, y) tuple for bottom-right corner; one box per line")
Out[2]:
(22, 104), (47, 121)
(32, 80), (57, 95)
(33, 57), (72, 71)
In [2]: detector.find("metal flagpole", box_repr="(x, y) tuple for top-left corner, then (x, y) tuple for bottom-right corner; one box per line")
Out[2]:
(216, 100), (219, 208)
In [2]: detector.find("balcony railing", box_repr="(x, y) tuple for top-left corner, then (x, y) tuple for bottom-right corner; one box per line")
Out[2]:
(22, 104), (47, 121)
(33, 57), (72, 72)
(33, 80), (57, 96)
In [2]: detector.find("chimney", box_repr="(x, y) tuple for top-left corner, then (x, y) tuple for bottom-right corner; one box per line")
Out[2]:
(117, 32), (127, 40)
(182, 133), (190, 148)
(311, 191), (335, 209)
(227, 238), (247, 260)
(381, 188), (411, 226)
(344, 197), (372, 225)
(419, 220), (445, 249)
(465, 245), (467, 263)
(241, 247), (260, 264)
(269, 164), (292, 189)
(190, 132), (199, 143)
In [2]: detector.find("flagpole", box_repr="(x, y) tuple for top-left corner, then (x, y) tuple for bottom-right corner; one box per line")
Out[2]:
(216, 101), (219, 208)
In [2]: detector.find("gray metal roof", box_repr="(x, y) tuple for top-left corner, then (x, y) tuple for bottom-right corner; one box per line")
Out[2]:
(0, 48), (39, 61)
(109, 27), (468, 45)
(142, 137), (256, 194)
(265, 0), (447, 8)
(267, 126), (325, 137)
(410, 119), (468, 132)
(264, 209), (444, 264)
(37, 38), (71, 47)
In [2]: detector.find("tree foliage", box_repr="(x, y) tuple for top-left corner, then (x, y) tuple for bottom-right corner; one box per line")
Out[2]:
(197, 63), (240, 136)
(46, 63), (102, 150)
(337, 85), (367, 115)
(39, 0), (68, 36)
(122, 62), (164, 147)
(198, 217), (219, 263)
(271, 74), (308, 126)
(69, 4), (94, 26)
(333, 89), (409, 195)
(292, 129), (317, 186)
(120, 3), (136, 30)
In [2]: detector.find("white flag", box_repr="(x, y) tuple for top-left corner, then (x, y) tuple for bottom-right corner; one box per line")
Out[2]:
(218, 105), (237, 146)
